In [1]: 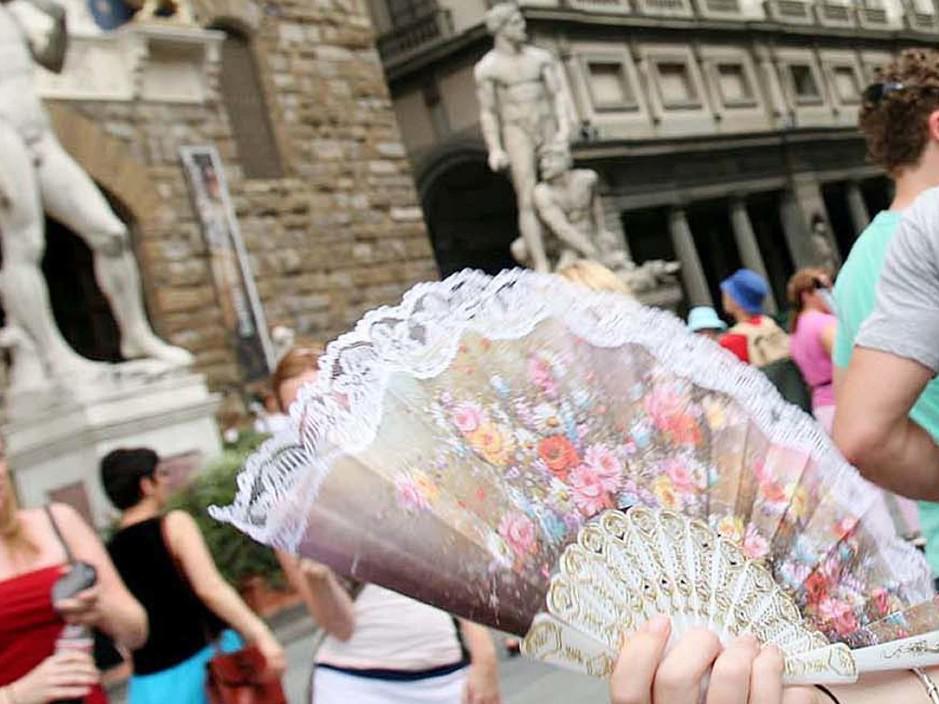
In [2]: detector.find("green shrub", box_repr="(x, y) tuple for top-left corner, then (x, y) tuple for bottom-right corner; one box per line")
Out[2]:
(168, 431), (285, 589)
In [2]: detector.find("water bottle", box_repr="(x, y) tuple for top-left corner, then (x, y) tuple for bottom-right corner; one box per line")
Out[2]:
(51, 563), (98, 704)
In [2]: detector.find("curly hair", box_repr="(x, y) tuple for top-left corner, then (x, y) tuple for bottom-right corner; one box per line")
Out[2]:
(859, 49), (939, 174)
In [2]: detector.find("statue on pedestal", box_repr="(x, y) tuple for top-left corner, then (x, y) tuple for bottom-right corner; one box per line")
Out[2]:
(527, 141), (680, 293)
(474, 3), (679, 295)
(0, 0), (193, 391)
(474, 2), (577, 274)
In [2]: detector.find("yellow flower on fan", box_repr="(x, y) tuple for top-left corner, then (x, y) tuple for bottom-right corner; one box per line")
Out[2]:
(702, 397), (727, 430)
(717, 514), (744, 542)
(467, 422), (515, 466)
(652, 475), (680, 511)
(789, 486), (809, 521)
(414, 473), (439, 503)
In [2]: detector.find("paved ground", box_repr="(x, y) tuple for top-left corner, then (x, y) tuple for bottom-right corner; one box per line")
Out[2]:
(107, 614), (609, 703)
(280, 625), (609, 704)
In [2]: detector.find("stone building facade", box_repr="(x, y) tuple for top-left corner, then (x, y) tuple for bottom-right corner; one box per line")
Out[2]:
(29, 0), (436, 392)
(366, 0), (932, 312)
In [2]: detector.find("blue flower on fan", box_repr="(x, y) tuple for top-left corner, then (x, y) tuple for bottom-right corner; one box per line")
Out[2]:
(617, 491), (640, 509)
(538, 511), (569, 544)
(489, 375), (511, 397)
(629, 420), (653, 449)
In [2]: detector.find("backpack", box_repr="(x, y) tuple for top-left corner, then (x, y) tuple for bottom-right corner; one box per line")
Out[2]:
(730, 316), (791, 368)
(760, 357), (813, 414)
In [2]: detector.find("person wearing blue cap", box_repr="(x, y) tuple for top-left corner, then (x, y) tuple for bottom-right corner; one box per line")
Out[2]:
(718, 269), (790, 367)
(687, 306), (727, 341)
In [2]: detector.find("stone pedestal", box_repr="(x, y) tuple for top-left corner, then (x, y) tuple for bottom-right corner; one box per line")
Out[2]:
(5, 372), (221, 527)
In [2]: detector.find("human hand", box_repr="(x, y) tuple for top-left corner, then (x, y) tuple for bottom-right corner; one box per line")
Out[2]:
(298, 559), (334, 581)
(463, 658), (501, 704)
(488, 149), (511, 172)
(7, 651), (98, 704)
(609, 615), (819, 704)
(256, 634), (286, 679)
(55, 585), (101, 629)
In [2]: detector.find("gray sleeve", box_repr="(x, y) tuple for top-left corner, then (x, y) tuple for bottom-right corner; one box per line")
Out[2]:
(857, 207), (939, 372)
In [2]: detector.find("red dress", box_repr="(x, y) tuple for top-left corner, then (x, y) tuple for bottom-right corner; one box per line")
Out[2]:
(0, 565), (107, 703)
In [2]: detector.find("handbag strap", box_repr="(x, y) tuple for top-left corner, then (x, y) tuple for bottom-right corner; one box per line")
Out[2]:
(44, 505), (74, 565)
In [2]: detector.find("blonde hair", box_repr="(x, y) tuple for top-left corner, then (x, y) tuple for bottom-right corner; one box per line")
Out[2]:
(0, 467), (34, 556)
(271, 343), (325, 412)
(557, 260), (633, 296)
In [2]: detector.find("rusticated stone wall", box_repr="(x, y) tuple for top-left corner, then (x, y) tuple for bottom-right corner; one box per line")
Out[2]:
(49, 0), (436, 389)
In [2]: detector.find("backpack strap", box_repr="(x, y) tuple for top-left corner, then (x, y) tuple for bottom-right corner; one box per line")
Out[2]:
(44, 505), (74, 565)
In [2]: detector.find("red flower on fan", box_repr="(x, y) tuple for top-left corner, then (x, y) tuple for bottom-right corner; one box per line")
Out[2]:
(538, 436), (579, 480)
(819, 597), (859, 637)
(803, 572), (829, 606)
(644, 388), (702, 446)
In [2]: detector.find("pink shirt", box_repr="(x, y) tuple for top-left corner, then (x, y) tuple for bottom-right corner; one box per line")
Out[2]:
(790, 309), (836, 410)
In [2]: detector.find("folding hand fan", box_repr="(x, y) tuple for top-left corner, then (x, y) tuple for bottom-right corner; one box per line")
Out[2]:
(212, 269), (938, 686)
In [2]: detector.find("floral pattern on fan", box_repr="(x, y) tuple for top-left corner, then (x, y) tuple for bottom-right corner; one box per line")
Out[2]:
(212, 269), (934, 664)
(382, 331), (919, 642)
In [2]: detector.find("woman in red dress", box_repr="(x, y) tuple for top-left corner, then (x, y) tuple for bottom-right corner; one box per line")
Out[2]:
(0, 439), (147, 703)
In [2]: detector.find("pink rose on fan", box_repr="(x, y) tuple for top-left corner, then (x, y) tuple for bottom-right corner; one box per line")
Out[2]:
(584, 445), (622, 493)
(644, 386), (701, 446)
(834, 516), (859, 541)
(663, 459), (696, 492)
(569, 464), (613, 516)
(819, 597), (858, 637)
(742, 526), (770, 559)
(528, 355), (558, 395)
(396, 477), (430, 513)
(452, 402), (484, 433)
(871, 588), (891, 616)
(499, 513), (537, 559)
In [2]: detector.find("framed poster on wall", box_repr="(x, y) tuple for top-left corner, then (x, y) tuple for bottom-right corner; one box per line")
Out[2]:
(180, 146), (274, 381)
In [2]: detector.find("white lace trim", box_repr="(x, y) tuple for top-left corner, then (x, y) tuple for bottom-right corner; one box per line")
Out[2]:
(209, 269), (931, 595)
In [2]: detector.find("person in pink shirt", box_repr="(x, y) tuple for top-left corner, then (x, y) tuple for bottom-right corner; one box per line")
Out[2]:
(787, 268), (838, 432)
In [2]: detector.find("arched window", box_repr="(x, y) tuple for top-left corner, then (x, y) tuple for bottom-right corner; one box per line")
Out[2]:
(215, 27), (283, 179)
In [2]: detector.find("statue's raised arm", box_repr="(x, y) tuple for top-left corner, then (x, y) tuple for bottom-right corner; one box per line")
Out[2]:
(4, 0), (68, 72)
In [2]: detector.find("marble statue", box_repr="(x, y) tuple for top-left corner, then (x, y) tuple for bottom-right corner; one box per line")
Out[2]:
(525, 141), (679, 293)
(0, 0), (193, 388)
(809, 213), (841, 273)
(522, 140), (623, 270)
(474, 2), (577, 274)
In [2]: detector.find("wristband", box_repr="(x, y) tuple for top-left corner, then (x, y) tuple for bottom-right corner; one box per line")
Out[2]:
(815, 684), (841, 704)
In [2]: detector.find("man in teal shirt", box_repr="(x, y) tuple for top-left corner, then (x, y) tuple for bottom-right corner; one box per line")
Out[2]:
(833, 48), (939, 577)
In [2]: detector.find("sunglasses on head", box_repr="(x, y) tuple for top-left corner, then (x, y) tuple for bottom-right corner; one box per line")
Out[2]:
(862, 81), (939, 104)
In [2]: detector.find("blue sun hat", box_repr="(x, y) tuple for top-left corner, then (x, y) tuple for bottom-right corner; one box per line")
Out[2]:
(687, 306), (728, 333)
(720, 269), (768, 315)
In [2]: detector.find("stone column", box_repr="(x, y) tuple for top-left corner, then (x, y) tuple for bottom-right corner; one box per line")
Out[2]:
(729, 198), (778, 314)
(847, 181), (870, 236)
(668, 207), (712, 306)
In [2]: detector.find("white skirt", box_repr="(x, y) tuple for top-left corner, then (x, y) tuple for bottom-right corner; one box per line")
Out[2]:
(312, 666), (467, 704)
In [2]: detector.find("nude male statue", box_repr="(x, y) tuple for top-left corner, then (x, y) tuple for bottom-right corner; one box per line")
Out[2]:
(474, 2), (577, 274)
(524, 141), (623, 270)
(0, 0), (193, 383)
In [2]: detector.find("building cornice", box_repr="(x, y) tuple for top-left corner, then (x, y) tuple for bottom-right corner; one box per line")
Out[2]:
(382, 7), (934, 88)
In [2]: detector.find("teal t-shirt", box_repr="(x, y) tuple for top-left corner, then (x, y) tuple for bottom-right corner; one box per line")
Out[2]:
(833, 210), (939, 576)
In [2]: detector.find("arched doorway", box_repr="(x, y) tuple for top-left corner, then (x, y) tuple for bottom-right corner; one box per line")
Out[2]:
(0, 188), (135, 363)
(421, 154), (519, 276)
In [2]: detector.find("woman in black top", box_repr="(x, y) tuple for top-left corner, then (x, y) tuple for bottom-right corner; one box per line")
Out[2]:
(102, 448), (284, 704)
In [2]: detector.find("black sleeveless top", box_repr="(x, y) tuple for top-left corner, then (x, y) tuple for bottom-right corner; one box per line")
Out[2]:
(107, 517), (226, 674)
